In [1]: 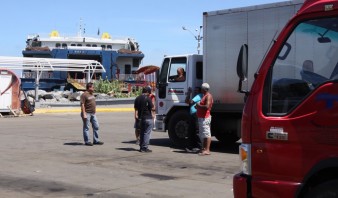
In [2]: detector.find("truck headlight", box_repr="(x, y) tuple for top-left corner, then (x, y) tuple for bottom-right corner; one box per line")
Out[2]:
(239, 144), (251, 175)
(156, 114), (165, 121)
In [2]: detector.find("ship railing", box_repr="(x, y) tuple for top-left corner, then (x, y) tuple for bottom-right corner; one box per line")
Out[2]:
(27, 33), (130, 41)
(21, 72), (152, 85)
(67, 74), (141, 82)
(22, 71), (54, 79)
(22, 72), (139, 80)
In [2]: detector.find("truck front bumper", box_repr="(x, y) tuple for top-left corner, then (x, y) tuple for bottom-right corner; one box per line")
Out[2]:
(233, 173), (301, 197)
(233, 173), (250, 198)
(153, 114), (166, 132)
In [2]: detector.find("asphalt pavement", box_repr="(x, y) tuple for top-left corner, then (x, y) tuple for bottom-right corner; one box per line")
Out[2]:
(0, 108), (238, 197)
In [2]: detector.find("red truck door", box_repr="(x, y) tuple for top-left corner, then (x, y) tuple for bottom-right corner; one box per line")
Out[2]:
(247, 15), (338, 197)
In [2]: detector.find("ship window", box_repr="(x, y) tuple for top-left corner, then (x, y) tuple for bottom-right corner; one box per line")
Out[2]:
(101, 45), (106, 49)
(55, 43), (61, 48)
(107, 45), (112, 49)
(71, 44), (76, 46)
(125, 64), (131, 74)
(86, 44), (91, 47)
(32, 41), (41, 47)
(92, 44), (97, 47)
(62, 43), (67, 48)
(77, 44), (82, 46)
(133, 59), (140, 67)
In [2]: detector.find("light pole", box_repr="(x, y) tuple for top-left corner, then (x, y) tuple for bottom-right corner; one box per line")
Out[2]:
(182, 26), (203, 55)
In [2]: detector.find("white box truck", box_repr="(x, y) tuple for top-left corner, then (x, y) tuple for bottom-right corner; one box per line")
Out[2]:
(154, 0), (303, 146)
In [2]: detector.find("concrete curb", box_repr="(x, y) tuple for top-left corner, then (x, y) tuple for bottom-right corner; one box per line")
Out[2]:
(34, 98), (135, 114)
(37, 98), (135, 107)
(34, 107), (134, 114)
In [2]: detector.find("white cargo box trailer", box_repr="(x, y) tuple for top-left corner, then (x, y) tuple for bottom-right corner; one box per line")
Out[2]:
(203, 0), (303, 111)
(155, 0), (304, 146)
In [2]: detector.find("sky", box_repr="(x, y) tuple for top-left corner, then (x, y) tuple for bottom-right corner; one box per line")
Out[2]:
(0, 0), (288, 67)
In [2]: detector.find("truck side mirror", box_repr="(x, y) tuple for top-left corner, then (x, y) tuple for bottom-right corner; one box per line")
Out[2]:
(155, 69), (160, 82)
(237, 44), (249, 94)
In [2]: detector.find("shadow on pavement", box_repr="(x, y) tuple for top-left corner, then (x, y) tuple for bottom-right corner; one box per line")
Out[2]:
(63, 142), (84, 146)
(121, 140), (138, 144)
(115, 147), (139, 152)
(211, 141), (240, 154)
(150, 138), (173, 147)
(122, 138), (240, 154)
(172, 150), (198, 154)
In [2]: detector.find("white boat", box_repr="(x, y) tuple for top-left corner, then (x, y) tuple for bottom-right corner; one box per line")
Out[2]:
(22, 30), (144, 91)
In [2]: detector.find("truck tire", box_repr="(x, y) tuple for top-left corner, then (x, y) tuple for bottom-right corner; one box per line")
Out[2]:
(305, 179), (338, 198)
(168, 110), (190, 147)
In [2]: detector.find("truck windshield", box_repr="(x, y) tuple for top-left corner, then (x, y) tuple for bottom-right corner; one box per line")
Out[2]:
(158, 58), (170, 84)
(265, 17), (338, 115)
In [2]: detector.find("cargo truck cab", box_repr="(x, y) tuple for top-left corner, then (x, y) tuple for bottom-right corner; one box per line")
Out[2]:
(153, 1), (304, 148)
(155, 54), (203, 146)
(234, 0), (338, 197)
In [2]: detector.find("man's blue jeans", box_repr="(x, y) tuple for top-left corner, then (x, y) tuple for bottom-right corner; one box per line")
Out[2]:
(82, 113), (100, 143)
(140, 119), (153, 150)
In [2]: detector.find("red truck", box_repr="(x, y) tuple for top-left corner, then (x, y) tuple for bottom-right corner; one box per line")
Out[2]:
(234, 0), (338, 197)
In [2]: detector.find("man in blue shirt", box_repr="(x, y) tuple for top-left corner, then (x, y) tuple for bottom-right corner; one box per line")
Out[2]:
(185, 87), (203, 152)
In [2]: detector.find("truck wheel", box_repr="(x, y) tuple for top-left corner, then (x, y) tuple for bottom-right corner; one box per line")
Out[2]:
(305, 179), (338, 198)
(168, 110), (190, 147)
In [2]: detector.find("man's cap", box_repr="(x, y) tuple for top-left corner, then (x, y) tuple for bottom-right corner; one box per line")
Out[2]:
(142, 86), (152, 93)
(146, 86), (152, 93)
(201, 83), (210, 90)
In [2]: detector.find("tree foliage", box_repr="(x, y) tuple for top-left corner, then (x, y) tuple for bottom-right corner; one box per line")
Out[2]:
(93, 78), (142, 98)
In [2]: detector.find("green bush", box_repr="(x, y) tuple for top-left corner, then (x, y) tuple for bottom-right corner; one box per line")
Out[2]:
(93, 78), (143, 98)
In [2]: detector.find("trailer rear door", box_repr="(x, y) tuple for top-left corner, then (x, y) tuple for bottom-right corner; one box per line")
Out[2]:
(0, 74), (12, 112)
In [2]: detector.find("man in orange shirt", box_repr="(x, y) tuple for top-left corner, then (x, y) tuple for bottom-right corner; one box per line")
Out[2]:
(196, 83), (213, 155)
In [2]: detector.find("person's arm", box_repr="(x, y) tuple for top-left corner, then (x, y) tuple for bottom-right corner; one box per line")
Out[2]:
(134, 99), (139, 119)
(81, 103), (87, 119)
(175, 76), (185, 82)
(134, 109), (139, 120)
(149, 94), (156, 106)
(185, 87), (192, 104)
(80, 95), (87, 119)
(149, 98), (155, 111)
(151, 98), (156, 112)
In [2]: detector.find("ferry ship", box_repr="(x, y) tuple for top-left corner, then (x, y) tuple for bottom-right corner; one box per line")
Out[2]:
(22, 29), (144, 91)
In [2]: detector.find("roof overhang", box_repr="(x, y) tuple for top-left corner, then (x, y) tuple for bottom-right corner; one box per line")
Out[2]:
(0, 56), (106, 73)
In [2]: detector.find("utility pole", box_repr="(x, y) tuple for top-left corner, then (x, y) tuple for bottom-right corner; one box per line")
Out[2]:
(182, 26), (203, 54)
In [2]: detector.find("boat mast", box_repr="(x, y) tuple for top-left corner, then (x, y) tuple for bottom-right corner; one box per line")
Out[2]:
(78, 18), (85, 37)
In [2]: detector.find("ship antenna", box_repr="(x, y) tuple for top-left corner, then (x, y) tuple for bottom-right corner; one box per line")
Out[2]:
(78, 18), (83, 37)
(83, 22), (86, 36)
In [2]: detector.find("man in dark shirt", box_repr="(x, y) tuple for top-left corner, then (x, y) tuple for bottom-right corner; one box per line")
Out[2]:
(134, 86), (154, 152)
(80, 82), (103, 146)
